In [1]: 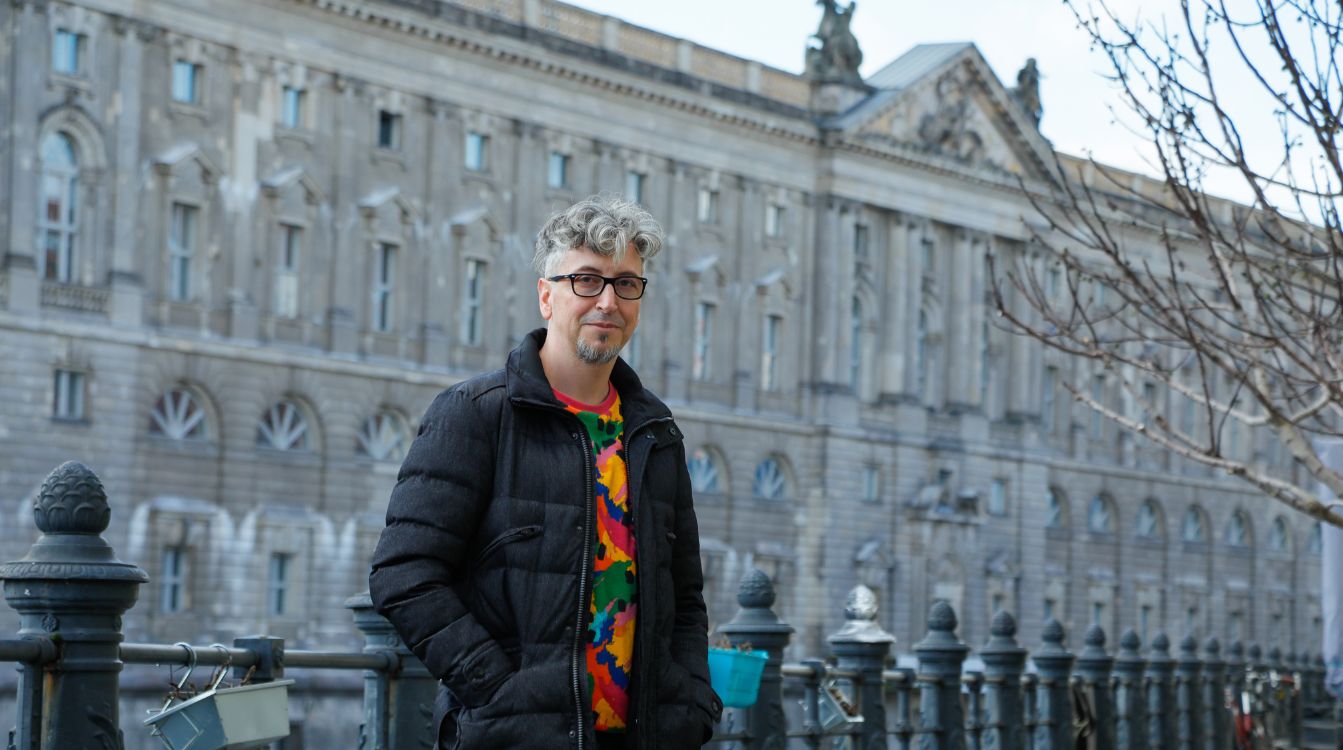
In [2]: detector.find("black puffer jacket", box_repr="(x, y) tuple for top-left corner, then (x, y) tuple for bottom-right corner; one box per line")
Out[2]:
(370, 329), (722, 750)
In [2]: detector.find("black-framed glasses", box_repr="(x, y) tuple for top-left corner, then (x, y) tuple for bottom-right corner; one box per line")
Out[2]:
(547, 273), (648, 300)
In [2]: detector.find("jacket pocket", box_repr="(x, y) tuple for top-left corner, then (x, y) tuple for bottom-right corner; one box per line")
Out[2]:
(472, 525), (543, 570)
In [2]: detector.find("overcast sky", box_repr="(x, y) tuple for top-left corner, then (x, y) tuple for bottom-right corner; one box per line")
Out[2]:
(559, 0), (1219, 190)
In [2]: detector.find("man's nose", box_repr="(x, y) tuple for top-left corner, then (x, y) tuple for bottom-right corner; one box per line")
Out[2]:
(594, 282), (619, 310)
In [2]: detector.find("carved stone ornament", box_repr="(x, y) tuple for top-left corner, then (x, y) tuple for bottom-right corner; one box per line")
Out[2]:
(916, 72), (986, 164)
(844, 585), (878, 622)
(33, 461), (110, 534)
(803, 0), (864, 87)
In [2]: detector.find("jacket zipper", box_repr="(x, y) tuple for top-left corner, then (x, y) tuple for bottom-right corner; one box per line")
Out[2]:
(570, 427), (595, 750)
(626, 416), (670, 750)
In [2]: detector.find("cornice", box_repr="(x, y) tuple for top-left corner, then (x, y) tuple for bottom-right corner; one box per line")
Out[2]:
(300, 0), (820, 147)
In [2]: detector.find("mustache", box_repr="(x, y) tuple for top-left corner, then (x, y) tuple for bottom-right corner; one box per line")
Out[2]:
(580, 312), (625, 327)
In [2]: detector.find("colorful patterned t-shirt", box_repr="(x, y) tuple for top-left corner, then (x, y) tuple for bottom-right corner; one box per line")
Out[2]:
(555, 385), (637, 733)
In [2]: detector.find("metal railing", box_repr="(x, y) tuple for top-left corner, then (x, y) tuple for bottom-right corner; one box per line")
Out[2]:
(2, 460), (1338, 749)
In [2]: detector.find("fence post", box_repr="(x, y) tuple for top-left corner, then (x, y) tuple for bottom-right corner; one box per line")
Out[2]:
(1113, 629), (1147, 750)
(1032, 618), (1075, 750)
(1225, 641), (1245, 706)
(912, 600), (969, 750)
(1283, 649), (1304, 748)
(979, 610), (1027, 750)
(1145, 633), (1176, 750)
(346, 592), (438, 750)
(718, 568), (794, 750)
(1075, 624), (1115, 750)
(1175, 635), (1203, 750)
(0, 462), (148, 750)
(1200, 637), (1226, 750)
(827, 584), (894, 750)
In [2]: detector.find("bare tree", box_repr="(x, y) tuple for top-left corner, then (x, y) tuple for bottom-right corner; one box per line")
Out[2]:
(993, 0), (1343, 525)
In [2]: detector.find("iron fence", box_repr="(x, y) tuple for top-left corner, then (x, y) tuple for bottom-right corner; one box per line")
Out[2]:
(2, 461), (1338, 749)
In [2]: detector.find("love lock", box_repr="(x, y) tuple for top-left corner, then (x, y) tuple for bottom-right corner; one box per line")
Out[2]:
(818, 679), (864, 749)
(144, 643), (295, 750)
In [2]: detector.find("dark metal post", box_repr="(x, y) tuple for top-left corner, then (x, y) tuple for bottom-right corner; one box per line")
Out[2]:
(1031, 618), (1074, 750)
(1075, 624), (1115, 750)
(1175, 635), (1203, 750)
(0, 462), (148, 750)
(890, 667), (916, 750)
(1283, 649), (1304, 748)
(827, 585), (895, 750)
(1113, 630), (1147, 750)
(1224, 641), (1246, 709)
(1144, 633), (1176, 750)
(718, 569), (794, 750)
(979, 611), (1027, 750)
(347, 592), (437, 750)
(912, 600), (969, 750)
(1199, 638), (1226, 750)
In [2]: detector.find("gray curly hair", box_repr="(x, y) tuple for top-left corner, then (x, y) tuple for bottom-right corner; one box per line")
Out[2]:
(532, 195), (664, 277)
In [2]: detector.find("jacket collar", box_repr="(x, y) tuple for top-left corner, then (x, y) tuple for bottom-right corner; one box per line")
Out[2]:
(506, 328), (671, 426)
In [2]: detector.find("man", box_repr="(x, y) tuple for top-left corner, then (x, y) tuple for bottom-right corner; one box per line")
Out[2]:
(370, 196), (722, 750)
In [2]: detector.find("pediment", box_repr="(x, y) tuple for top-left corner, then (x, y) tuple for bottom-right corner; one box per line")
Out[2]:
(830, 44), (1056, 181)
(262, 166), (326, 205)
(358, 186), (419, 223)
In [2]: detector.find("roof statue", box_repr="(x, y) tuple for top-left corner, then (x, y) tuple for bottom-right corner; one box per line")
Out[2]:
(1011, 58), (1042, 126)
(805, 0), (865, 88)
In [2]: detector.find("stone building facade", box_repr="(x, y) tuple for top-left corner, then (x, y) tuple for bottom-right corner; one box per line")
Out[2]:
(0, 0), (1325, 672)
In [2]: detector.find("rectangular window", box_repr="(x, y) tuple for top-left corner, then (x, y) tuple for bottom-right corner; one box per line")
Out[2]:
(697, 188), (719, 224)
(625, 170), (645, 204)
(692, 302), (714, 380)
(168, 203), (197, 301)
(1046, 265), (1061, 299)
(1229, 611), (1243, 641)
(1139, 604), (1152, 641)
(989, 478), (1007, 515)
(1044, 598), (1056, 621)
(1185, 606), (1199, 634)
(921, 237), (935, 274)
(52, 369), (85, 420)
(281, 86), (305, 128)
(761, 314), (781, 390)
(465, 131), (489, 172)
(861, 466), (879, 504)
(462, 259), (484, 345)
(1092, 602), (1105, 625)
(853, 224), (870, 261)
(765, 204), (784, 238)
(991, 593), (1005, 614)
(372, 242), (396, 332)
(377, 110), (401, 150)
(1042, 366), (1057, 431)
(1090, 375), (1105, 439)
(274, 224), (301, 318)
(160, 546), (186, 614)
(267, 552), (291, 616)
(547, 151), (569, 188)
(171, 60), (202, 104)
(52, 29), (85, 75)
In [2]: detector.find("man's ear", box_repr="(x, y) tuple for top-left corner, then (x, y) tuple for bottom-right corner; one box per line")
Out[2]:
(538, 277), (553, 321)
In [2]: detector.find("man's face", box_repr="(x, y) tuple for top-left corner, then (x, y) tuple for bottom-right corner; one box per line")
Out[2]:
(538, 245), (643, 366)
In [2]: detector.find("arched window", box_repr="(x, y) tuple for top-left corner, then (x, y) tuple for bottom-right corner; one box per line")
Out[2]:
(39, 132), (79, 283)
(149, 387), (208, 440)
(1046, 488), (1065, 529)
(1135, 499), (1163, 539)
(687, 448), (722, 494)
(1088, 494), (1115, 533)
(356, 410), (409, 461)
(1182, 506), (1207, 543)
(849, 296), (863, 391)
(1268, 516), (1289, 553)
(752, 458), (789, 500)
(1225, 510), (1250, 547)
(257, 400), (310, 451)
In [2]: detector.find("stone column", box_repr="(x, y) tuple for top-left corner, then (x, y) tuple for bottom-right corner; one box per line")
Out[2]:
(347, 592), (438, 750)
(913, 601), (970, 750)
(0, 462), (148, 749)
(1145, 634), (1176, 750)
(979, 610), (1028, 750)
(718, 569), (794, 750)
(827, 585), (895, 749)
(1175, 635), (1203, 750)
(1113, 630), (1148, 750)
(1032, 618), (1075, 750)
(1075, 624), (1116, 750)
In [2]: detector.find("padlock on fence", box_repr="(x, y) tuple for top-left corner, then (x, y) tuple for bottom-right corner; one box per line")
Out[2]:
(143, 643), (295, 750)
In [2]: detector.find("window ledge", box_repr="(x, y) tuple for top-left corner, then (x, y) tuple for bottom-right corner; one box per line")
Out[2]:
(276, 127), (314, 147)
(49, 73), (93, 95)
(168, 101), (209, 122)
(372, 147), (405, 167)
(50, 416), (90, 427)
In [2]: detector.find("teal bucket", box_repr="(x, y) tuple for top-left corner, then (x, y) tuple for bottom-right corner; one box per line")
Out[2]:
(707, 647), (768, 708)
